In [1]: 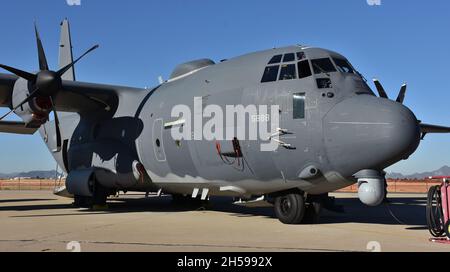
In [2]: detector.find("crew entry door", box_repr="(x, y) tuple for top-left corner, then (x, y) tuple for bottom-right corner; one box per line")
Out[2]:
(272, 90), (310, 179)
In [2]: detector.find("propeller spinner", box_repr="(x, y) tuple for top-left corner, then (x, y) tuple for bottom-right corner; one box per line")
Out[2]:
(0, 23), (98, 152)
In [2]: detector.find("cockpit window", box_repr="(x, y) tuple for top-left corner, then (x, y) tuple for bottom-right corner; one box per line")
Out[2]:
(311, 58), (337, 74)
(261, 65), (280, 83)
(298, 60), (312, 79)
(283, 53), (295, 63)
(297, 52), (306, 60)
(333, 58), (355, 74)
(279, 64), (297, 81)
(268, 55), (282, 64)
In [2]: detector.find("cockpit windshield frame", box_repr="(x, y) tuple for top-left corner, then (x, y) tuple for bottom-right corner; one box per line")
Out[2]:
(311, 58), (337, 75)
(332, 58), (356, 74)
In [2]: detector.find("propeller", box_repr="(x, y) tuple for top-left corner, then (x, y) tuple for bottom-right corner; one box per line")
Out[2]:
(0, 23), (98, 152)
(373, 78), (408, 104)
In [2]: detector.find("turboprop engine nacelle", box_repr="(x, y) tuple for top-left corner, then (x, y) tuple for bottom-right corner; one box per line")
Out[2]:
(12, 78), (51, 127)
(355, 170), (387, 207)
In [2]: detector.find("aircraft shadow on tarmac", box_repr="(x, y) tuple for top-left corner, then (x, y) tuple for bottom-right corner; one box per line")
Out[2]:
(1, 195), (429, 229)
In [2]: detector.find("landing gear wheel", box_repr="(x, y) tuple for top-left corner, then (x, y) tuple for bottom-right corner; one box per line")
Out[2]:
(303, 201), (323, 224)
(92, 186), (108, 206)
(73, 183), (110, 210)
(274, 192), (306, 225)
(427, 185), (445, 237)
(73, 195), (92, 208)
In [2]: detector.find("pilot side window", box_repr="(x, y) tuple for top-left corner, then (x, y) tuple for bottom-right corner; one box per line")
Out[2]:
(298, 60), (312, 79)
(293, 93), (306, 119)
(311, 58), (337, 74)
(261, 65), (280, 83)
(333, 58), (355, 74)
(279, 64), (297, 81)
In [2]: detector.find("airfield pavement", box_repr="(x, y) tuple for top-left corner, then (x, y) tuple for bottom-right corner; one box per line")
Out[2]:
(0, 190), (449, 252)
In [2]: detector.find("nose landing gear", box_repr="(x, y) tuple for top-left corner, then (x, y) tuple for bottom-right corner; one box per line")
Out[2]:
(274, 192), (306, 224)
(273, 191), (336, 224)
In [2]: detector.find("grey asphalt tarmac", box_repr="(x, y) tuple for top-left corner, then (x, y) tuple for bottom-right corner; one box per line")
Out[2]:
(0, 191), (448, 252)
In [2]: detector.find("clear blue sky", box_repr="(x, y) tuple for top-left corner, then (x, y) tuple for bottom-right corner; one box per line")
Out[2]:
(0, 0), (449, 174)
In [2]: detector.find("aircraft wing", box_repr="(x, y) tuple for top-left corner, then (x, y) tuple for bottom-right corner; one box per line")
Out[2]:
(0, 73), (144, 114)
(420, 123), (450, 134)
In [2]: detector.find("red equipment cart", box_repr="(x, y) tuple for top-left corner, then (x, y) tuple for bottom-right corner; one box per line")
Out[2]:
(427, 176), (450, 239)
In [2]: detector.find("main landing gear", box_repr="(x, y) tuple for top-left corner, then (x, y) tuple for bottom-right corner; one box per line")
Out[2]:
(171, 194), (210, 209)
(273, 190), (325, 225)
(73, 183), (114, 210)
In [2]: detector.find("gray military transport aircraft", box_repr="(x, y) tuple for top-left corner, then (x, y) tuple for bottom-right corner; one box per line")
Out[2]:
(1, 20), (449, 224)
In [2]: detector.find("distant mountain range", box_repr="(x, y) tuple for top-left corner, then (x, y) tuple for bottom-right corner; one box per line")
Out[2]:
(0, 170), (58, 179)
(387, 166), (450, 179)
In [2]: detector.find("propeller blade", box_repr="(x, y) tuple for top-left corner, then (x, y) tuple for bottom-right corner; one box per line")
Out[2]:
(373, 79), (389, 99)
(0, 88), (39, 121)
(396, 83), (407, 104)
(49, 97), (62, 152)
(0, 64), (36, 81)
(57, 45), (99, 77)
(34, 23), (49, 71)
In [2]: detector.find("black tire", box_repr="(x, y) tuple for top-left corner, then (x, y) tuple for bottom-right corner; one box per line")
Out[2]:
(73, 195), (92, 208)
(73, 183), (109, 209)
(303, 201), (322, 224)
(275, 193), (306, 225)
(92, 185), (109, 206)
(427, 185), (445, 237)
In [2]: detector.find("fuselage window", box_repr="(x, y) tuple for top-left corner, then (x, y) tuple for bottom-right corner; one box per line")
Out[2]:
(283, 53), (295, 63)
(311, 58), (337, 74)
(293, 93), (306, 119)
(261, 65), (280, 83)
(297, 52), (306, 60)
(279, 64), (297, 81)
(268, 55), (283, 64)
(298, 60), (312, 79)
(333, 58), (355, 74)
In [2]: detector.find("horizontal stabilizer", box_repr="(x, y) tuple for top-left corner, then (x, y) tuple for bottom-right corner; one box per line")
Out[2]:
(0, 121), (39, 135)
(420, 123), (450, 134)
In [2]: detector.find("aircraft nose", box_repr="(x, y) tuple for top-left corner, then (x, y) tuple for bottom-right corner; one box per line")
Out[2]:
(323, 95), (421, 176)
